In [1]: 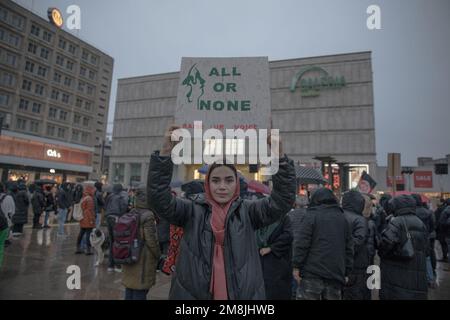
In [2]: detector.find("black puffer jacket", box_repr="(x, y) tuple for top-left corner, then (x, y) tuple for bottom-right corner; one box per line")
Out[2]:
(31, 188), (45, 214)
(378, 195), (428, 300)
(367, 218), (378, 263)
(12, 185), (29, 225)
(342, 191), (370, 273)
(258, 215), (293, 300)
(412, 194), (435, 239)
(147, 152), (296, 300)
(57, 184), (71, 210)
(288, 207), (307, 256)
(439, 203), (450, 238)
(292, 188), (353, 286)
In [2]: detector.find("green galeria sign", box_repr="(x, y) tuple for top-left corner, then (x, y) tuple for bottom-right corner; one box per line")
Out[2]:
(290, 66), (346, 97)
(175, 57), (271, 131)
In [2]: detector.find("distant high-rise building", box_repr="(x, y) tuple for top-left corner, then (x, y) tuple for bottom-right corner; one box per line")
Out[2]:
(0, 0), (113, 183)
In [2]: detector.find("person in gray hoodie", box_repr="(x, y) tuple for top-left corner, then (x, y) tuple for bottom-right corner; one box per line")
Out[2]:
(105, 183), (128, 272)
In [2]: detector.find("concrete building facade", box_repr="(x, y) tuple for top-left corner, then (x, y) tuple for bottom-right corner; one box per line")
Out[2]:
(111, 52), (376, 191)
(0, 0), (113, 183)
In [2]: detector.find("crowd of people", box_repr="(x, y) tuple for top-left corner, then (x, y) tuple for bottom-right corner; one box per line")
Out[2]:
(1, 128), (450, 300)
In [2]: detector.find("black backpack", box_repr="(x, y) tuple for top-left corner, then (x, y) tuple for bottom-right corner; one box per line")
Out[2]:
(0, 194), (8, 231)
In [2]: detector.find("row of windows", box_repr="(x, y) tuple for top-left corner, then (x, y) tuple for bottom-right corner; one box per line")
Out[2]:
(78, 80), (96, 96)
(0, 70), (16, 87)
(0, 47), (18, 68)
(55, 54), (75, 71)
(15, 117), (39, 133)
(24, 60), (48, 78)
(0, 27), (21, 48)
(21, 79), (45, 96)
(0, 6), (25, 31)
(15, 108), (92, 143)
(27, 41), (50, 61)
(73, 113), (90, 127)
(80, 66), (97, 81)
(47, 106), (91, 127)
(0, 92), (10, 107)
(81, 49), (99, 66)
(50, 88), (71, 104)
(52, 71), (73, 88)
(58, 37), (77, 55)
(75, 97), (93, 111)
(30, 23), (53, 44)
(18, 98), (42, 114)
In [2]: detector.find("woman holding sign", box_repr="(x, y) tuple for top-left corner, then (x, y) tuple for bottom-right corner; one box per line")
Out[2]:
(147, 125), (296, 300)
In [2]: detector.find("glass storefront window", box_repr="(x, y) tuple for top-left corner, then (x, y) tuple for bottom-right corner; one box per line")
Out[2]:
(8, 170), (34, 182)
(129, 163), (141, 186)
(112, 163), (124, 184)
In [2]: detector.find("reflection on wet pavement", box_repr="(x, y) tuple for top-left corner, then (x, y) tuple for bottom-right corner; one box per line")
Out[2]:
(0, 223), (171, 300)
(0, 223), (449, 300)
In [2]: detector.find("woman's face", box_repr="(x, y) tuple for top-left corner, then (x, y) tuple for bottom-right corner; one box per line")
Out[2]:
(209, 166), (237, 205)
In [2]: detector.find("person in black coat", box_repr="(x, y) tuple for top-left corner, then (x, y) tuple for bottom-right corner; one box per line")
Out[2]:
(342, 190), (370, 300)
(12, 182), (29, 235)
(412, 194), (436, 285)
(31, 186), (45, 229)
(288, 196), (309, 298)
(438, 199), (450, 261)
(373, 194), (391, 234)
(43, 185), (56, 228)
(435, 199), (449, 262)
(293, 188), (353, 300)
(256, 215), (293, 300)
(378, 195), (428, 300)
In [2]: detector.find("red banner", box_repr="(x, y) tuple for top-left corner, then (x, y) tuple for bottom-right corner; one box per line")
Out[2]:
(414, 171), (433, 188)
(386, 175), (404, 187)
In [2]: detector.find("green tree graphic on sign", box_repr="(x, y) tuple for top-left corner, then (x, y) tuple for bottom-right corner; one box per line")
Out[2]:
(182, 64), (206, 109)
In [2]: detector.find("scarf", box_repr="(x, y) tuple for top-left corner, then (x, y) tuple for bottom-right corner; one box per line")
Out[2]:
(204, 169), (240, 300)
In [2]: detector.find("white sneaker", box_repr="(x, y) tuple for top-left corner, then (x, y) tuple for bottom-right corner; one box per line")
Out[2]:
(107, 267), (114, 272)
(114, 267), (122, 273)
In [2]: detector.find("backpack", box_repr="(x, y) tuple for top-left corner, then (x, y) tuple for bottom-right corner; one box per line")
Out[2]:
(112, 209), (142, 265)
(0, 194), (8, 231)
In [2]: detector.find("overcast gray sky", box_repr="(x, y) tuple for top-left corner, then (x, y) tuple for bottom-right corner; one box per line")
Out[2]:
(14, 0), (450, 166)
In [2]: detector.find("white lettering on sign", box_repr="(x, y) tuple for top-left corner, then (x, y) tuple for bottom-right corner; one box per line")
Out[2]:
(47, 149), (61, 158)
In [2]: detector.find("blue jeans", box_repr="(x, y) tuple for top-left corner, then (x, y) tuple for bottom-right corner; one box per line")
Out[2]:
(57, 208), (68, 235)
(44, 211), (51, 226)
(95, 212), (101, 229)
(426, 256), (434, 283)
(124, 288), (149, 300)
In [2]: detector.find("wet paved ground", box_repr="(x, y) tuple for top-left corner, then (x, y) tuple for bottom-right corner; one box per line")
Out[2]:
(0, 222), (449, 300)
(0, 223), (172, 300)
